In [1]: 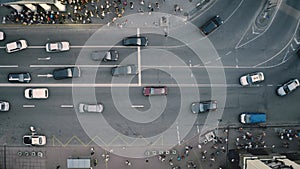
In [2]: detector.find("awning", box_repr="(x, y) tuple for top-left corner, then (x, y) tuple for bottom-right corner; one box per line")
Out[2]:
(24, 4), (37, 11)
(54, 0), (65, 11)
(39, 3), (51, 11)
(9, 4), (23, 12)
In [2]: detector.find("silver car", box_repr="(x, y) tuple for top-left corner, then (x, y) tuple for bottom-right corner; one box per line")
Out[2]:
(79, 103), (104, 113)
(277, 79), (299, 96)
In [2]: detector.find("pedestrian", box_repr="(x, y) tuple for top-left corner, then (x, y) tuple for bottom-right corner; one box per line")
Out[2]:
(145, 158), (149, 163)
(90, 147), (95, 155)
(125, 160), (131, 165)
(56, 165), (60, 169)
(177, 155), (181, 161)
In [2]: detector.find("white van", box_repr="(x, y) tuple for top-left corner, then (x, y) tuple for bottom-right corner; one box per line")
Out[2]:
(24, 88), (49, 99)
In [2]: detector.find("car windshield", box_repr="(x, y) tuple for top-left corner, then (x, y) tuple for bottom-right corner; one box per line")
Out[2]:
(246, 75), (252, 83)
(16, 42), (22, 49)
(19, 74), (24, 81)
(136, 38), (141, 45)
(199, 104), (204, 112)
(39, 137), (43, 144)
(0, 103), (5, 110)
(67, 69), (72, 77)
(126, 66), (132, 73)
(29, 90), (32, 97)
(57, 42), (62, 50)
(106, 52), (111, 60)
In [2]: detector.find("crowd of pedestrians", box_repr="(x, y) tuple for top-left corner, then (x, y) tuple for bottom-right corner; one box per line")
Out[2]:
(3, 0), (164, 25)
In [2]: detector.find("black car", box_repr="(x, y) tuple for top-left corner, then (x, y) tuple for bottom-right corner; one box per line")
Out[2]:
(111, 65), (138, 76)
(53, 67), (80, 80)
(123, 36), (148, 46)
(8, 72), (31, 83)
(191, 100), (217, 113)
(91, 50), (119, 61)
(200, 15), (223, 35)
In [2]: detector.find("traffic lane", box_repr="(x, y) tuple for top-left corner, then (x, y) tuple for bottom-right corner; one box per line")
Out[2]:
(0, 87), (90, 145)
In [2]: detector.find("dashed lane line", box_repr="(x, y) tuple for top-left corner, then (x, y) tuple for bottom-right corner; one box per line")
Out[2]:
(0, 65), (18, 68)
(23, 105), (35, 108)
(60, 105), (74, 108)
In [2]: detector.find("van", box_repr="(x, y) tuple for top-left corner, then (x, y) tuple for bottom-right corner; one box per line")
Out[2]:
(239, 112), (266, 124)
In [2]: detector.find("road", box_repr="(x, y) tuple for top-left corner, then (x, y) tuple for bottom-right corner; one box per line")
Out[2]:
(0, 0), (300, 168)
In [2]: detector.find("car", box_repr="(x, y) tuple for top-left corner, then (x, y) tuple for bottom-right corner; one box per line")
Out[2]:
(0, 31), (4, 40)
(91, 50), (119, 61)
(297, 48), (300, 57)
(0, 101), (9, 112)
(200, 15), (223, 35)
(123, 36), (148, 46)
(191, 100), (217, 113)
(53, 67), (80, 80)
(24, 88), (49, 99)
(111, 65), (138, 76)
(277, 79), (300, 96)
(78, 103), (104, 113)
(240, 72), (264, 86)
(8, 72), (31, 83)
(143, 86), (167, 96)
(239, 112), (266, 124)
(46, 41), (70, 52)
(6, 39), (28, 53)
(23, 135), (46, 146)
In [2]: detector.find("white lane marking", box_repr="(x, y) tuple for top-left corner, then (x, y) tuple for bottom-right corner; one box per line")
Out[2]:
(235, 57), (239, 68)
(224, 0), (244, 23)
(60, 105), (74, 108)
(176, 121), (181, 145)
(251, 25), (259, 35)
(267, 84), (273, 86)
(137, 27), (140, 37)
(216, 57), (221, 61)
(282, 49), (290, 62)
(225, 51), (232, 55)
(37, 74), (53, 78)
(28, 46), (45, 48)
(30, 65), (119, 68)
(137, 47), (142, 86)
(23, 105), (35, 108)
(294, 37), (300, 45)
(0, 65), (18, 68)
(290, 43), (295, 51)
(196, 125), (200, 134)
(38, 57), (51, 61)
(131, 105), (144, 108)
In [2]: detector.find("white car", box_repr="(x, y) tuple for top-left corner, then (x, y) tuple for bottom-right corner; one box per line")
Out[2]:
(0, 31), (4, 40)
(0, 101), (9, 112)
(79, 103), (104, 113)
(24, 88), (49, 99)
(240, 72), (264, 86)
(23, 135), (46, 146)
(6, 40), (28, 53)
(46, 41), (70, 52)
(277, 79), (299, 96)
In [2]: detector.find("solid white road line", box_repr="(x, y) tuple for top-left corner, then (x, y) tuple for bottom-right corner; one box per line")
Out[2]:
(138, 46), (142, 86)
(131, 105), (144, 108)
(23, 105), (35, 108)
(176, 121), (181, 145)
(60, 105), (74, 108)
(0, 65), (18, 68)
(30, 65), (118, 68)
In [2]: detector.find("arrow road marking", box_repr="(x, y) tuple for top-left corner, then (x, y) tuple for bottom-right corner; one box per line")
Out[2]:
(290, 44), (295, 51)
(294, 37), (300, 45)
(38, 57), (51, 61)
(37, 74), (53, 78)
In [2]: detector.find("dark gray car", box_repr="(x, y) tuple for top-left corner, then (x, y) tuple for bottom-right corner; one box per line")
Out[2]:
(200, 15), (223, 35)
(191, 100), (217, 113)
(111, 65), (138, 76)
(91, 50), (119, 61)
(53, 67), (80, 80)
(123, 36), (148, 46)
(8, 72), (31, 83)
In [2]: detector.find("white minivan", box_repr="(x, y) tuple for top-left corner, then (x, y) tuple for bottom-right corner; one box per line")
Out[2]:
(24, 88), (49, 99)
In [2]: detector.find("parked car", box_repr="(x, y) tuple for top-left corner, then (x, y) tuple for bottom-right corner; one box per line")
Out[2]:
(0, 31), (4, 40)
(111, 65), (138, 76)
(239, 112), (266, 124)
(46, 41), (70, 52)
(123, 36), (148, 46)
(6, 39), (28, 53)
(53, 67), (80, 80)
(0, 101), (9, 112)
(297, 48), (300, 57)
(200, 15), (223, 35)
(79, 103), (104, 113)
(23, 135), (46, 146)
(240, 72), (264, 86)
(277, 79), (299, 96)
(143, 86), (167, 96)
(8, 72), (31, 83)
(191, 100), (217, 113)
(24, 88), (49, 99)
(91, 50), (119, 61)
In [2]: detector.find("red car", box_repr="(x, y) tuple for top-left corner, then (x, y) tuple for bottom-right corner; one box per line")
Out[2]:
(143, 86), (167, 96)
